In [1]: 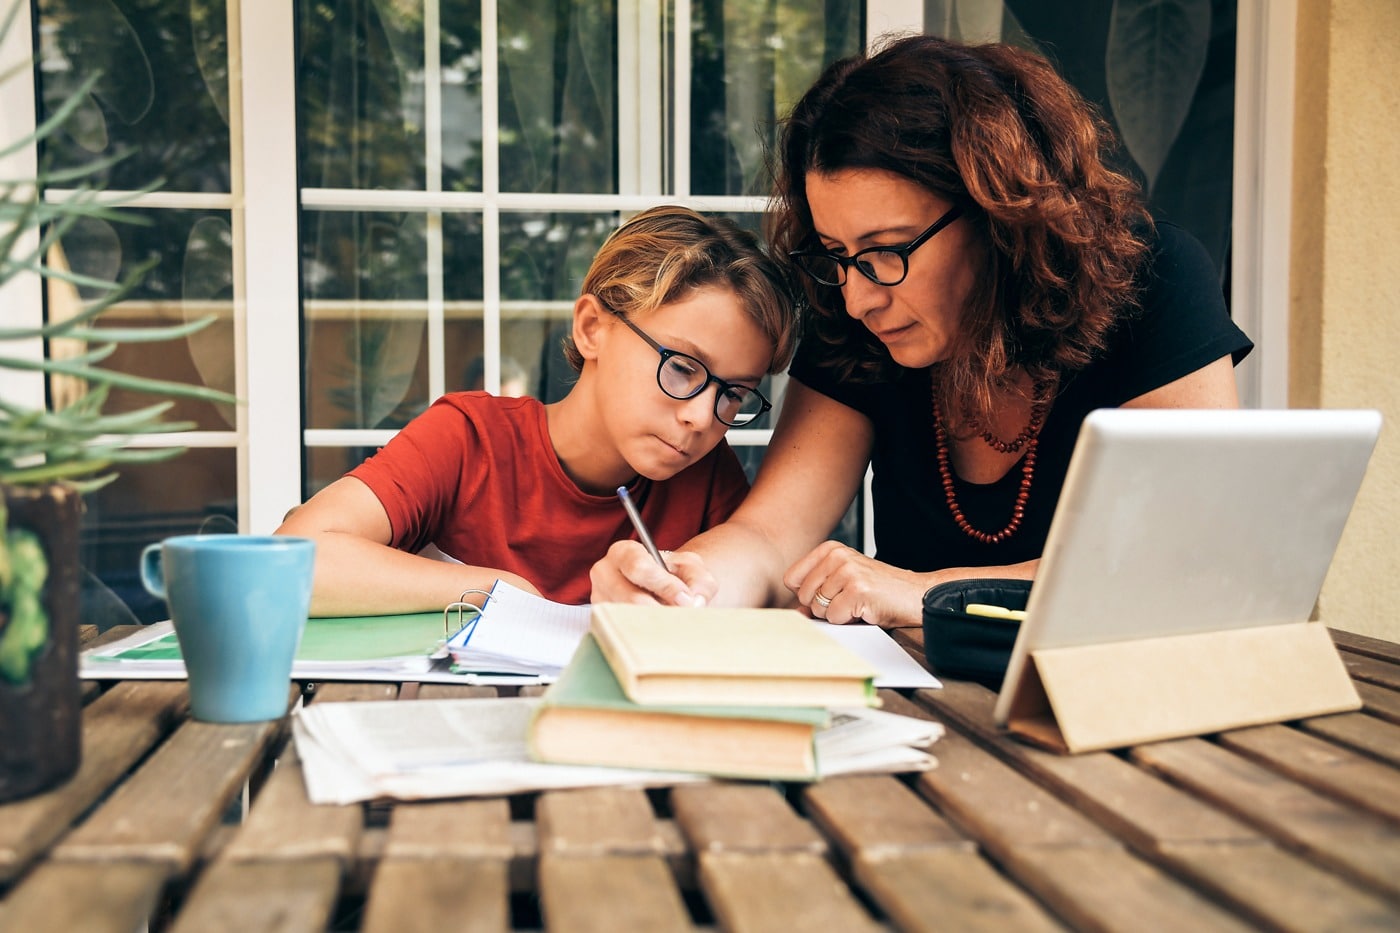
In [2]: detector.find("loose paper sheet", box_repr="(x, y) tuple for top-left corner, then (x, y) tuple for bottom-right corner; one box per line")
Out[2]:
(292, 697), (942, 804)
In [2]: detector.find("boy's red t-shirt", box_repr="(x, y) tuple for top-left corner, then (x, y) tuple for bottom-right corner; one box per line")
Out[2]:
(348, 392), (750, 605)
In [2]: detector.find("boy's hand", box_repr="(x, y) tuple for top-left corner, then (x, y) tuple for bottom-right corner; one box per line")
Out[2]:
(591, 540), (716, 607)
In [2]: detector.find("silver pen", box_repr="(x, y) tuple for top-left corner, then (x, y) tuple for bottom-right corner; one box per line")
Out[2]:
(616, 485), (670, 571)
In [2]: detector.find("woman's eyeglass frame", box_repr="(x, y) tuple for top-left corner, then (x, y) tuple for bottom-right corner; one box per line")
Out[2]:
(606, 308), (772, 428)
(789, 204), (964, 287)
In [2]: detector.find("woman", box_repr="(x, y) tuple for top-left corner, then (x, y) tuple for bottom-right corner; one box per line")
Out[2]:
(277, 206), (796, 615)
(590, 35), (1252, 627)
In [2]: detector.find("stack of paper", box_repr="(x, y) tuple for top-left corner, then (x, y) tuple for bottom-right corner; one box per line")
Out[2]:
(293, 695), (942, 804)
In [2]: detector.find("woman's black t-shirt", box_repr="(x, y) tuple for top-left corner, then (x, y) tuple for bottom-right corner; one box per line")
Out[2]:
(787, 221), (1255, 572)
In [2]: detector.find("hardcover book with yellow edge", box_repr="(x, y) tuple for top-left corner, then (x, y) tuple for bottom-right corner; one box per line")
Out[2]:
(529, 635), (830, 781)
(589, 603), (877, 707)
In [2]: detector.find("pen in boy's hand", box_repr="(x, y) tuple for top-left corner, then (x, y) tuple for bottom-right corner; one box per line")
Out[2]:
(616, 485), (670, 572)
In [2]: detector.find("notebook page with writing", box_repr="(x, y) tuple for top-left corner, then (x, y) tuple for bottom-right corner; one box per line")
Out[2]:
(446, 580), (592, 675)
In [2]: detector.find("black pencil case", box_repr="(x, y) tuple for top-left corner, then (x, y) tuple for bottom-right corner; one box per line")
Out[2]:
(921, 578), (1033, 688)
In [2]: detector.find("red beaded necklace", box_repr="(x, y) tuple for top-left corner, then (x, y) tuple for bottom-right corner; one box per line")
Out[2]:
(932, 379), (1051, 545)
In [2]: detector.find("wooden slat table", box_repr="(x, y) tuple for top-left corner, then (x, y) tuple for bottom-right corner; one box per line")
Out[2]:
(3, 625), (1400, 931)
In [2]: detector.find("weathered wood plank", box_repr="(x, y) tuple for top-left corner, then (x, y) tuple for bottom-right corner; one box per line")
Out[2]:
(1332, 628), (1400, 665)
(1003, 847), (1254, 932)
(699, 851), (882, 933)
(535, 786), (665, 856)
(53, 716), (276, 871)
(415, 683), (500, 699)
(308, 681), (399, 703)
(1300, 711), (1400, 769)
(920, 680), (1400, 927)
(540, 854), (693, 933)
(222, 741), (362, 864)
(1156, 841), (1400, 931)
(0, 680), (186, 882)
(671, 783), (825, 855)
(0, 860), (169, 932)
(362, 858), (511, 933)
(358, 798), (513, 932)
(919, 681), (1260, 847)
(168, 857), (342, 933)
(915, 728), (1116, 850)
(1356, 682), (1400, 725)
(382, 798), (513, 859)
(853, 849), (1063, 933)
(1342, 652), (1400, 691)
(1133, 738), (1400, 901)
(802, 774), (971, 857)
(1218, 723), (1400, 823)
(918, 729), (1253, 931)
(78, 623), (99, 646)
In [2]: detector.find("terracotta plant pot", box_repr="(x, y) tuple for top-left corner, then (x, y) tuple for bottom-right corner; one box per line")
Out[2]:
(0, 483), (82, 802)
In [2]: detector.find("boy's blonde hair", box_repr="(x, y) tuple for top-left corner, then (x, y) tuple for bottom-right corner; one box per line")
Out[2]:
(563, 205), (797, 373)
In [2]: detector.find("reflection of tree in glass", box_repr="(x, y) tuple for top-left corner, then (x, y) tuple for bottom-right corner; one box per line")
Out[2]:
(36, 0), (231, 193)
(298, 4), (432, 431)
(497, 0), (615, 194)
(307, 212), (429, 432)
(690, 0), (861, 197)
(297, 0), (425, 190)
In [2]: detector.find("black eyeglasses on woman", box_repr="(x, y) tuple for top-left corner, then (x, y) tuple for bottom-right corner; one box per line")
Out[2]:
(789, 204), (964, 287)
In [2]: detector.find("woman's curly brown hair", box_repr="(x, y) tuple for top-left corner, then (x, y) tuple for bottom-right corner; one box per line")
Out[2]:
(766, 33), (1151, 427)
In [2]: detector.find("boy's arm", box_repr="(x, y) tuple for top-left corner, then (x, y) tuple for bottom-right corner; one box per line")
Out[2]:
(275, 477), (538, 616)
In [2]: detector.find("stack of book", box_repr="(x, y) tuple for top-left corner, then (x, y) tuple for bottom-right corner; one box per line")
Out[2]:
(528, 604), (940, 781)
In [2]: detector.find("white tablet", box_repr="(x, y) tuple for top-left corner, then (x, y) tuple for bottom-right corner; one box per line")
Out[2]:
(993, 407), (1382, 727)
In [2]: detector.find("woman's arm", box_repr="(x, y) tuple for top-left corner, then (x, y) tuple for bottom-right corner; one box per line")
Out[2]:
(783, 354), (1242, 626)
(1122, 354), (1240, 409)
(275, 477), (538, 616)
(591, 380), (874, 607)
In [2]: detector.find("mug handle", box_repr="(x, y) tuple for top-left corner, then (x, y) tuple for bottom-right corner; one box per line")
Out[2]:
(139, 544), (167, 600)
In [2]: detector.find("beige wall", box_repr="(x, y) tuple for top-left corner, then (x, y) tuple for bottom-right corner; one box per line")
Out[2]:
(1292, 0), (1400, 640)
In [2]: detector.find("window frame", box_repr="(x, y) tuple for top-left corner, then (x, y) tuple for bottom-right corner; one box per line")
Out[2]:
(13, 0), (1293, 550)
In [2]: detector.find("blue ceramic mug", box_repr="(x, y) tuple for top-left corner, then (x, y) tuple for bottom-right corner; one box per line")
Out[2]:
(140, 535), (316, 722)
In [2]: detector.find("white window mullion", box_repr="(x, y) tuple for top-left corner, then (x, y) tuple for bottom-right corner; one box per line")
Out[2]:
(1232, 0), (1295, 410)
(232, 0), (304, 533)
(0, 0), (43, 414)
(481, 0), (501, 392)
(671, 0), (691, 197)
(425, 0), (446, 401)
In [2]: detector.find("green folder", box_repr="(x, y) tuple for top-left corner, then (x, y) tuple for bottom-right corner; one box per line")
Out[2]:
(97, 612), (446, 664)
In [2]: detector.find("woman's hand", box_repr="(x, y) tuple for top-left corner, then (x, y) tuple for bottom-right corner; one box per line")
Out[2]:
(590, 540), (716, 606)
(784, 540), (930, 628)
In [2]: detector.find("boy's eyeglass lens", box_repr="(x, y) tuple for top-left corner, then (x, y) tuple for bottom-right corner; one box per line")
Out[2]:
(609, 311), (771, 427)
(790, 204), (963, 287)
(656, 354), (768, 426)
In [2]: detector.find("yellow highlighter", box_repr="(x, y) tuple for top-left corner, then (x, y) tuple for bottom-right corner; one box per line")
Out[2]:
(964, 603), (1028, 622)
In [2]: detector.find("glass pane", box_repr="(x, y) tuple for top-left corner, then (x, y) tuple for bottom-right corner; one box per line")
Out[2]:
(490, 212), (614, 401)
(307, 447), (379, 499)
(35, 0), (231, 193)
(498, 1), (617, 194)
(931, 0), (1236, 277)
(690, 0), (862, 196)
(297, 0), (427, 190)
(440, 0), (485, 191)
(80, 448), (238, 625)
(303, 211), (430, 429)
(48, 208), (236, 431)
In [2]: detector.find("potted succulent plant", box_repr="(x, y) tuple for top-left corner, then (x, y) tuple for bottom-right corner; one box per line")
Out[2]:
(0, 6), (236, 801)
